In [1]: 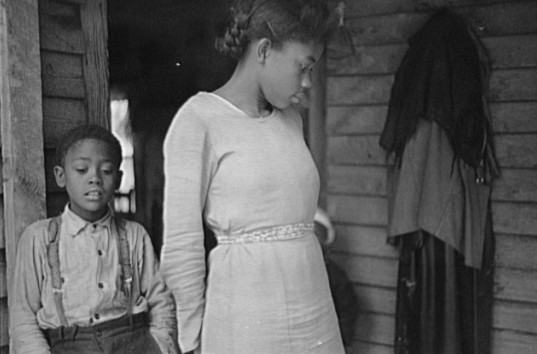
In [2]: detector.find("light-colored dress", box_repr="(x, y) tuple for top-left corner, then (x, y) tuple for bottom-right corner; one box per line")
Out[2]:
(161, 92), (344, 354)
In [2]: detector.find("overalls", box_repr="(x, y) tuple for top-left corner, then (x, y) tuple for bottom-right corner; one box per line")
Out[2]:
(44, 216), (162, 354)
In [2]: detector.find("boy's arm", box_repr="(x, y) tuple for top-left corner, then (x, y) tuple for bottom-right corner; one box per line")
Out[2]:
(9, 224), (51, 354)
(137, 227), (180, 354)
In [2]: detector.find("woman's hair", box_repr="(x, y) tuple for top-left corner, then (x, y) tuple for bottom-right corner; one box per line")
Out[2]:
(216, 0), (333, 60)
(55, 124), (123, 168)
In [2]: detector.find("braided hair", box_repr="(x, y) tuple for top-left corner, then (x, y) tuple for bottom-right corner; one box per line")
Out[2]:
(215, 0), (333, 60)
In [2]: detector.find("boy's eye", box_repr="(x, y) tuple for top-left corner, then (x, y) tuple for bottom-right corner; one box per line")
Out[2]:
(75, 167), (87, 173)
(101, 166), (115, 175)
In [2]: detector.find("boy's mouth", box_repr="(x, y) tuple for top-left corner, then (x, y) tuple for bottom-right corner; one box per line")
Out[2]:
(85, 190), (103, 200)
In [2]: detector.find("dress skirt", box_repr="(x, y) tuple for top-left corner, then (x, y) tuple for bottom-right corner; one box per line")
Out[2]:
(201, 224), (345, 354)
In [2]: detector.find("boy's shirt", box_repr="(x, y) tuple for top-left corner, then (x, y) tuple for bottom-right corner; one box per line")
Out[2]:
(10, 206), (178, 354)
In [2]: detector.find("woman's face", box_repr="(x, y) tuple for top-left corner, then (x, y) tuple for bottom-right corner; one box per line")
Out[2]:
(260, 40), (324, 110)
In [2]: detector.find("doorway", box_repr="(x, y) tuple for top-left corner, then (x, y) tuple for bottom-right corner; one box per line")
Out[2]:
(108, 0), (235, 253)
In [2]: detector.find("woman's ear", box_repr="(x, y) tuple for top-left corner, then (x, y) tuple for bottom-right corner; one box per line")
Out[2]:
(54, 166), (66, 188)
(256, 38), (272, 62)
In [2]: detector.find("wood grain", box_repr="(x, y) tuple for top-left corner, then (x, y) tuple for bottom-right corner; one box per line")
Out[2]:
(352, 284), (397, 315)
(353, 312), (395, 345)
(332, 223), (397, 258)
(492, 329), (537, 354)
(327, 194), (388, 226)
(493, 301), (537, 333)
(327, 105), (388, 136)
(492, 169), (537, 202)
(38, 0), (85, 54)
(495, 234), (537, 270)
(327, 165), (387, 196)
(331, 253), (398, 287)
(327, 34), (537, 76)
(344, 1), (537, 45)
(490, 102), (537, 133)
(327, 135), (387, 166)
(80, 0), (110, 128)
(42, 97), (87, 147)
(0, 0), (47, 303)
(494, 267), (537, 304)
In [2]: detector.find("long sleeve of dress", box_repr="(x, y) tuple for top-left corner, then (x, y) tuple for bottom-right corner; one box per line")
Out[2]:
(134, 226), (180, 354)
(161, 108), (216, 353)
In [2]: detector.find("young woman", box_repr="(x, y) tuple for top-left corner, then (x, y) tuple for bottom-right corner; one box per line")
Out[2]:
(160, 1), (345, 353)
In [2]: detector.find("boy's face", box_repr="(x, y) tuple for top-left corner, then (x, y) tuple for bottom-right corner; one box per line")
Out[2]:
(54, 138), (122, 222)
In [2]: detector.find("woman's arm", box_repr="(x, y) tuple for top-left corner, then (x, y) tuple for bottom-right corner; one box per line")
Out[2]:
(160, 106), (215, 353)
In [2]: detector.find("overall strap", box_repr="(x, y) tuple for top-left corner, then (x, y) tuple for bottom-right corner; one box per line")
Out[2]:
(114, 217), (134, 318)
(46, 216), (69, 327)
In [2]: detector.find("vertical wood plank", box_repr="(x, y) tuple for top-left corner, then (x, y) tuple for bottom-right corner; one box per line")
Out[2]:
(80, 0), (110, 128)
(0, 0), (47, 299)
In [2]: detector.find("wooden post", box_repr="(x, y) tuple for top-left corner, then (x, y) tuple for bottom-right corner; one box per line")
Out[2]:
(0, 0), (47, 304)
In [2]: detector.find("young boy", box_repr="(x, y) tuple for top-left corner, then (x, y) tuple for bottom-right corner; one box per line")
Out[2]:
(9, 125), (179, 354)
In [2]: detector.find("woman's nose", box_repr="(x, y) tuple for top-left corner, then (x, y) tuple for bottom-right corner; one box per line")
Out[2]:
(301, 74), (312, 89)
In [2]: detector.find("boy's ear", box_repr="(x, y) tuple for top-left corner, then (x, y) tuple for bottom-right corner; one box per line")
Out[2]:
(115, 170), (123, 190)
(53, 166), (66, 188)
(256, 38), (272, 62)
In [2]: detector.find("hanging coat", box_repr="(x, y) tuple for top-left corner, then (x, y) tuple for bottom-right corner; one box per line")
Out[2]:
(379, 9), (492, 169)
(378, 9), (498, 354)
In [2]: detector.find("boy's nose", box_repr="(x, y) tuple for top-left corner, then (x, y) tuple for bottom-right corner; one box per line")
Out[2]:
(89, 174), (103, 185)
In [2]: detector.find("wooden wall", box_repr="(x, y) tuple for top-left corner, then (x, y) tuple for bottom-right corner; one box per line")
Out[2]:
(323, 0), (537, 352)
(39, 0), (109, 217)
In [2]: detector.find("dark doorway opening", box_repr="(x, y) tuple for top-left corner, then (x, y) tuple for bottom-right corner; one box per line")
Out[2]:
(108, 0), (235, 254)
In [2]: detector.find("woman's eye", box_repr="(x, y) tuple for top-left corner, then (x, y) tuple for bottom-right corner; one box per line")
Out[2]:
(300, 64), (313, 73)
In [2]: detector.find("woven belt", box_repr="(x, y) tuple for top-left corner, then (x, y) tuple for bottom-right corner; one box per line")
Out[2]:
(216, 223), (314, 245)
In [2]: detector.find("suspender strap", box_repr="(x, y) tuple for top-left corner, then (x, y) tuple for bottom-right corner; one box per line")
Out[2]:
(47, 216), (69, 327)
(114, 217), (135, 318)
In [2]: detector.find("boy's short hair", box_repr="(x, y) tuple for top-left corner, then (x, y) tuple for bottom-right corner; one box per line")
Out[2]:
(55, 124), (123, 168)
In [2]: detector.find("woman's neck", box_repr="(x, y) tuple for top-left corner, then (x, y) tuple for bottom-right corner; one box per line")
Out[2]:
(214, 63), (272, 118)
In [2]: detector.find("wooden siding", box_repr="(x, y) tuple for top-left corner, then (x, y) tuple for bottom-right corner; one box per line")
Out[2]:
(324, 0), (537, 352)
(38, 0), (109, 217)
